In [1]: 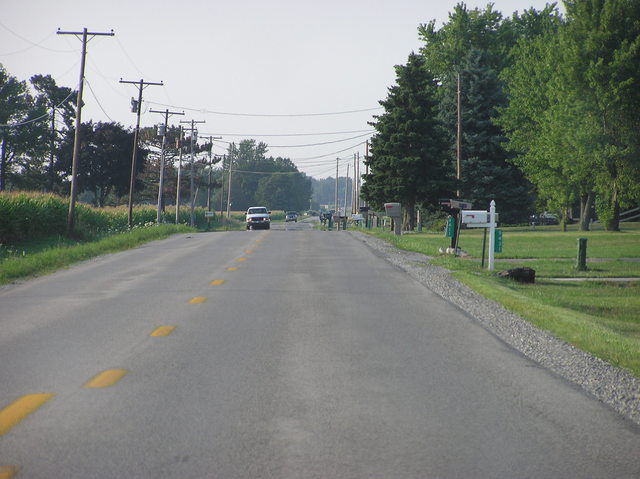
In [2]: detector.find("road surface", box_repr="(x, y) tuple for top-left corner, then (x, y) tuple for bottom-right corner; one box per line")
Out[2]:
(0, 224), (639, 478)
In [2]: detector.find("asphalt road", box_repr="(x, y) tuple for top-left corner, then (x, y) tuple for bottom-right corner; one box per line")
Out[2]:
(0, 223), (639, 478)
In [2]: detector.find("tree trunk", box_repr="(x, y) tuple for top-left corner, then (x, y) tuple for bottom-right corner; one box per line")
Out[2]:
(403, 200), (415, 231)
(605, 195), (620, 231)
(579, 192), (594, 231)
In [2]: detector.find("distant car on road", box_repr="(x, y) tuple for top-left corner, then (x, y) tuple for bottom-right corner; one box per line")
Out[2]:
(285, 211), (298, 222)
(529, 212), (559, 226)
(246, 206), (271, 230)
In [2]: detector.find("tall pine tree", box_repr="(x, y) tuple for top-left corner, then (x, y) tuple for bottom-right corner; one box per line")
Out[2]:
(362, 53), (451, 230)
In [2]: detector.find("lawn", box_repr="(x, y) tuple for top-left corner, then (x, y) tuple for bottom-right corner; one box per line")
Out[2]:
(362, 223), (640, 376)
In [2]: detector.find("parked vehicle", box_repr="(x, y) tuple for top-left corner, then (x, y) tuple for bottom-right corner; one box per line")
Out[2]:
(529, 212), (559, 226)
(246, 207), (271, 230)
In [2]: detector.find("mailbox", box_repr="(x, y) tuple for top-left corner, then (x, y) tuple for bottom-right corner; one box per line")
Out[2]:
(384, 202), (402, 217)
(461, 210), (488, 224)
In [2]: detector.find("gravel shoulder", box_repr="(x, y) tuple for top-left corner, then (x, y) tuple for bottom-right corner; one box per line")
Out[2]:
(350, 231), (640, 426)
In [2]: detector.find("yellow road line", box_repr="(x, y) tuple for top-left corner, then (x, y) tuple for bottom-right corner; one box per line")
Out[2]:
(244, 249), (254, 254)
(227, 267), (238, 271)
(0, 466), (17, 479)
(209, 279), (225, 286)
(0, 394), (55, 436)
(150, 326), (176, 337)
(84, 369), (128, 389)
(189, 296), (208, 304)
(237, 257), (247, 262)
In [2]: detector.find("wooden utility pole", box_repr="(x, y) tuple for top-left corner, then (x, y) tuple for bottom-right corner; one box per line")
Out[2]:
(175, 126), (183, 224)
(179, 119), (205, 226)
(57, 27), (114, 234)
(457, 72), (462, 198)
(150, 108), (184, 224)
(335, 158), (339, 215)
(200, 135), (221, 229)
(120, 78), (163, 228)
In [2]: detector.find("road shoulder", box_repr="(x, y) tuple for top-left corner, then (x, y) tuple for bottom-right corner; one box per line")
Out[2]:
(349, 231), (640, 427)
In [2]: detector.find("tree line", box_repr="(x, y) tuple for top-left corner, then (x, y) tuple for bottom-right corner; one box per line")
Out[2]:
(363, 0), (640, 231)
(0, 67), (311, 215)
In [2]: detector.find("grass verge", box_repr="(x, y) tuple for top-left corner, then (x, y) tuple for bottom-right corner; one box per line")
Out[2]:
(0, 224), (195, 286)
(360, 226), (640, 376)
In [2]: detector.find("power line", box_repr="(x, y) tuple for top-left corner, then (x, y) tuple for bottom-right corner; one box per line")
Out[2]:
(0, 22), (75, 54)
(0, 83), (78, 128)
(146, 100), (381, 118)
(210, 132), (371, 149)
(84, 78), (114, 122)
(198, 129), (374, 138)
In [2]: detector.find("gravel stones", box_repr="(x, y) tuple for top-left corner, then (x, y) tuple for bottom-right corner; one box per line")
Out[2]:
(350, 231), (640, 426)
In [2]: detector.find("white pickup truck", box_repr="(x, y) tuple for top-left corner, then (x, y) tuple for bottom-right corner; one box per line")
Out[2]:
(246, 206), (271, 230)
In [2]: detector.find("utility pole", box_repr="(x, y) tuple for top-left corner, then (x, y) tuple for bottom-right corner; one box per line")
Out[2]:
(457, 71), (462, 198)
(57, 27), (114, 234)
(120, 78), (163, 228)
(335, 158), (339, 216)
(150, 108), (184, 224)
(352, 154), (357, 214)
(180, 119), (205, 227)
(364, 140), (369, 208)
(175, 126), (183, 224)
(219, 155), (226, 218)
(344, 163), (350, 216)
(356, 151), (360, 213)
(226, 153), (234, 219)
(200, 135), (222, 229)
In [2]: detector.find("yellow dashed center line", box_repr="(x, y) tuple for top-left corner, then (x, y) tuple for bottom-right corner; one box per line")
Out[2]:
(150, 326), (176, 337)
(209, 279), (225, 286)
(0, 393), (55, 436)
(189, 296), (208, 304)
(237, 257), (247, 262)
(227, 267), (238, 271)
(0, 465), (17, 479)
(84, 369), (128, 389)
(244, 249), (254, 254)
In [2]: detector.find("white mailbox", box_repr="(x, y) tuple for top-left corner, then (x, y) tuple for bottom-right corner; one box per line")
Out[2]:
(384, 202), (402, 217)
(461, 210), (488, 224)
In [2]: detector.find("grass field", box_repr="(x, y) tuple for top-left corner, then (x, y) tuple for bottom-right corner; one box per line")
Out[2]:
(363, 223), (640, 376)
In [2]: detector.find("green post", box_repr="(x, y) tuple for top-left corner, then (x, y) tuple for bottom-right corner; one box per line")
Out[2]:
(577, 238), (588, 271)
(328, 215), (333, 230)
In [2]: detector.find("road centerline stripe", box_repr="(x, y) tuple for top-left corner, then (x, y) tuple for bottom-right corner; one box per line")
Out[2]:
(227, 267), (238, 271)
(0, 465), (17, 479)
(84, 369), (128, 388)
(237, 257), (247, 262)
(151, 326), (176, 337)
(189, 296), (208, 304)
(209, 279), (225, 286)
(0, 394), (55, 436)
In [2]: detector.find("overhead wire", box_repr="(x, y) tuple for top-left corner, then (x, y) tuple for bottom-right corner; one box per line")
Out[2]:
(206, 132), (371, 149)
(0, 85), (78, 128)
(84, 78), (115, 122)
(146, 100), (381, 118)
(0, 23), (76, 54)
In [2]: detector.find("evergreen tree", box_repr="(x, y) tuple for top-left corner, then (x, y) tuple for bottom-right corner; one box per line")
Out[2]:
(362, 53), (451, 230)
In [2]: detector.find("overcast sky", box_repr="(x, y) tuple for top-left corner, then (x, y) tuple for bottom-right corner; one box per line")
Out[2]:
(2, 0), (560, 178)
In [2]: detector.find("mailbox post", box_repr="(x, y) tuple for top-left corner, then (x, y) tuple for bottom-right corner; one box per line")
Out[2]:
(460, 200), (498, 271)
(384, 202), (402, 236)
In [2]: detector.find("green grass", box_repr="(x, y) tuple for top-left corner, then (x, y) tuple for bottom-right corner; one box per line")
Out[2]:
(0, 224), (194, 285)
(361, 224), (640, 376)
